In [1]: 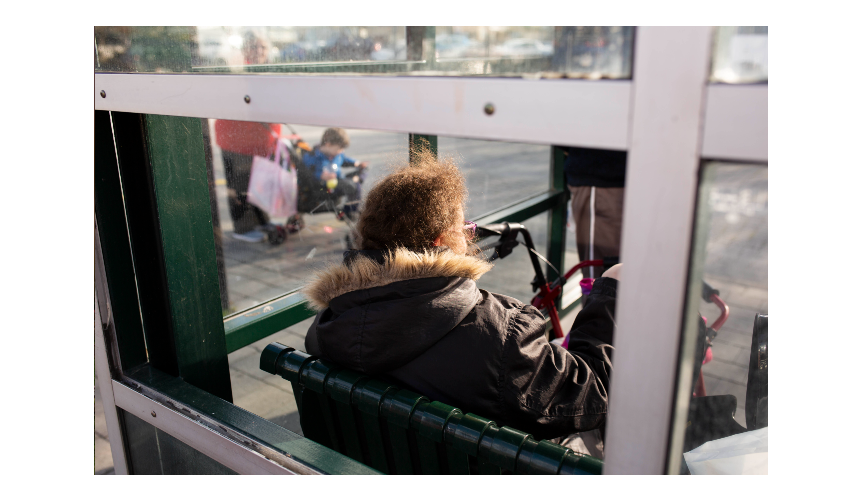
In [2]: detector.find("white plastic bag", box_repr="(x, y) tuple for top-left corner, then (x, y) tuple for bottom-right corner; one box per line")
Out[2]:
(684, 426), (767, 475)
(247, 139), (297, 219)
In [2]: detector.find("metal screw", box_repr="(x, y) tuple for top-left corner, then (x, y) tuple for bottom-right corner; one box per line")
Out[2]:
(151, 411), (157, 417)
(484, 103), (495, 116)
(100, 90), (106, 98)
(244, 95), (251, 104)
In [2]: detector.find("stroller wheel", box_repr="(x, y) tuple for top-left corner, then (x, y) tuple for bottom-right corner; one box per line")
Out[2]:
(268, 226), (287, 245)
(285, 215), (305, 234)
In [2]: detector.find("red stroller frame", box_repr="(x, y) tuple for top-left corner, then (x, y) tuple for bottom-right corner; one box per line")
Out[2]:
(476, 222), (729, 397)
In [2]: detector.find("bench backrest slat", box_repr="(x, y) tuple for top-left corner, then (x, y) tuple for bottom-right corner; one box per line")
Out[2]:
(260, 342), (603, 475)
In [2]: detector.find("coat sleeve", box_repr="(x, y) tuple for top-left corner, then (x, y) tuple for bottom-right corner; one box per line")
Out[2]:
(497, 278), (617, 440)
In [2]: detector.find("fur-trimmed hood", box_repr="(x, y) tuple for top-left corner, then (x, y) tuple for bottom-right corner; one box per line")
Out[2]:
(304, 247), (493, 310)
(303, 248), (494, 374)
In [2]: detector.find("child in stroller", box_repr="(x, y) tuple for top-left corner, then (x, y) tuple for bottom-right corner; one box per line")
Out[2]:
(259, 127), (368, 246)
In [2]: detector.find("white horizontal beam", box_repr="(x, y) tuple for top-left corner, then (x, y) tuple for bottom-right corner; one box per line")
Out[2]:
(112, 381), (300, 475)
(94, 73), (630, 150)
(702, 84), (768, 163)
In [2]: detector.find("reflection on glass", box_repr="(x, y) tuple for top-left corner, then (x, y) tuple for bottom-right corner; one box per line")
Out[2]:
(711, 26), (768, 83)
(673, 162), (768, 474)
(121, 409), (237, 474)
(438, 136), (549, 218)
(96, 26), (633, 79)
(208, 123), (554, 316)
(550, 26), (633, 78)
(209, 120), (408, 315)
(95, 26), (199, 73)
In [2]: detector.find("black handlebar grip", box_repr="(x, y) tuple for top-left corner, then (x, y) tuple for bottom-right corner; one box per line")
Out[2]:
(702, 281), (720, 302)
(603, 256), (619, 267)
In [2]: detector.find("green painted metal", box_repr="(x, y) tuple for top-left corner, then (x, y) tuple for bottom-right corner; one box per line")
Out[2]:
(472, 189), (565, 226)
(547, 146), (569, 308)
(409, 134), (438, 160)
(94, 110), (148, 371)
(191, 57), (554, 75)
(125, 365), (380, 475)
(264, 343), (603, 475)
(144, 114), (232, 402)
(110, 111), (180, 381)
(193, 60), (430, 74)
(223, 290), (315, 353)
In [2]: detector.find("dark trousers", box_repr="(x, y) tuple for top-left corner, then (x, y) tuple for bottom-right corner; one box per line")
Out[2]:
(222, 151), (270, 233)
(569, 186), (625, 279)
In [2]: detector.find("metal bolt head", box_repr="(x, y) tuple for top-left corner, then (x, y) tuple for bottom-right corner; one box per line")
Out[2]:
(100, 90), (106, 98)
(244, 95), (251, 104)
(151, 411), (157, 417)
(484, 103), (495, 116)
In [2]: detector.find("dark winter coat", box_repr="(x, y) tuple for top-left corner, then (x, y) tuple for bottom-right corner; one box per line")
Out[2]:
(303, 247), (617, 440)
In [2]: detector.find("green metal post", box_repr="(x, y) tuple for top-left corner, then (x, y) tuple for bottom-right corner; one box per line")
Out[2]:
(145, 114), (233, 402)
(409, 134), (438, 162)
(547, 146), (568, 310)
(406, 26), (436, 66)
(406, 26), (438, 163)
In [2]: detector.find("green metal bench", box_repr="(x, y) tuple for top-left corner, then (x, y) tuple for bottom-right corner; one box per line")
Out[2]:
(260, 342), (603, 475)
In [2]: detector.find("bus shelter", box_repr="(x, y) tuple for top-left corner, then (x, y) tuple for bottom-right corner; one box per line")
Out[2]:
(94, 26), (767, 474)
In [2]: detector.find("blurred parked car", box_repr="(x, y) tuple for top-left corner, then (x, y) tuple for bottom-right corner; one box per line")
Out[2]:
(319, 34), (375, 61)
(371, 40), (406, 61)
(435, 33), (483, 59)
(492, 38), (553, 57)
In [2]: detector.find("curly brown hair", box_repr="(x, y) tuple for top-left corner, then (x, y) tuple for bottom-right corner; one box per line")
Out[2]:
(357, 143), (467, 251)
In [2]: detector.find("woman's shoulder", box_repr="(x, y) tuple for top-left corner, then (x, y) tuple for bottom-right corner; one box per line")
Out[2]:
(473, 289), (545, 333)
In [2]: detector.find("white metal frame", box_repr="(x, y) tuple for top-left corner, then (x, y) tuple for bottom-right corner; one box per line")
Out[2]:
(94, 74), (631, 150)
(702, 84), (768, 162)
(110, 381), (299, 475)
(94, 292), (129, 475)
(94, 26), (767, 474)
(603, 26), (715, 475)
(96, 278), (320, 474)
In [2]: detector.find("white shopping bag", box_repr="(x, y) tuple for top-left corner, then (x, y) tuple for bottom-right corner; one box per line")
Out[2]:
(684, 427), (767, 475)
(247, 139), (297, 219)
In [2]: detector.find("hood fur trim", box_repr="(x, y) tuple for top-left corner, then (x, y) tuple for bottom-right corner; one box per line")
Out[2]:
(304, 248), (493, 310)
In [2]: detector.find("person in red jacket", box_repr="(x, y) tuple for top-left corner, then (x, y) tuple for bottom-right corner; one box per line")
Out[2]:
(214, 119), (282, 242)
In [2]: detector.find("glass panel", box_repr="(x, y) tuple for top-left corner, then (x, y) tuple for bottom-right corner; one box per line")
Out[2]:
(209, 121), (554, 316)
(121, 409), (237, 474)
(711, 26), (768, 83)
(227, 319), (311, 435)
(672, 162), (768, 474)
(95, 26), (633, 79)
(209, 120), (408, 315)
(437, 136), (549, 217)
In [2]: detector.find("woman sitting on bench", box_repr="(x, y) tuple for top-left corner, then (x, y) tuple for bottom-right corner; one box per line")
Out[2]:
(303, 145), (620, 457)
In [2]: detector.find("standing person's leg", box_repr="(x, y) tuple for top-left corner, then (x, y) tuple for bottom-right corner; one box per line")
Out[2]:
(569, 185), (624, 279)
(592, 187), (624, 274)
(569, 185), (596, 279)
(222, 151), (270, 234)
